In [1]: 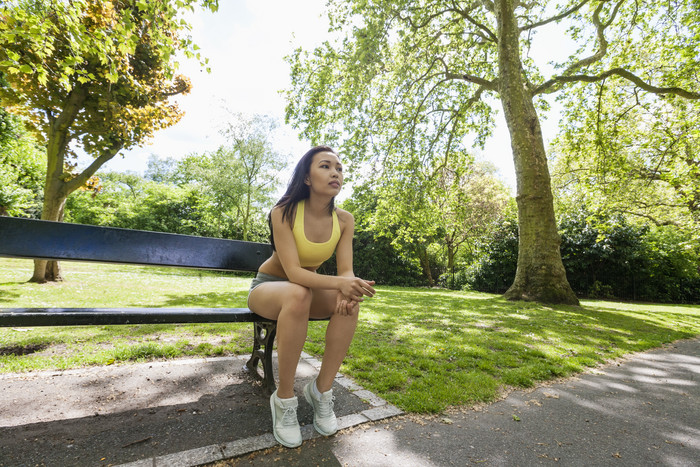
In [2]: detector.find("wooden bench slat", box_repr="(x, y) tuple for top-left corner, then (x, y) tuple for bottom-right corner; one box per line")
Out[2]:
(0, 308), (274, 326)
(0, 216), (273, 271)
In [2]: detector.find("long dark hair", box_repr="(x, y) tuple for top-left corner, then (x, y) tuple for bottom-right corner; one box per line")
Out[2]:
(268, 145), (339, 250)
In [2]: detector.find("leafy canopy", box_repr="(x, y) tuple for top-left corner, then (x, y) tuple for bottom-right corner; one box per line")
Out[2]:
(0, 0), (218, 159)
(285, 1), (699, 167)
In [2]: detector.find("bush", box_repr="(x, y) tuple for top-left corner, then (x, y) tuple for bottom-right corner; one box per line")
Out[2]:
(438, 268), (475, 290)
(468, 218), (519, 294)
(464, 209), (700, 303)
(318, 229), (425, 286)
(560, 212), (700, 303)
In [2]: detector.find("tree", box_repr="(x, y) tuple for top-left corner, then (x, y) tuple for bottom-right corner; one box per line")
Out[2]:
(284, 0), (700, 304)
(219, 113), (289, 241)
(434, 159), (510, 279)
(145, 154), (180, 184)
(177, 113), (287, 241)
(0, 0), (218, 282)
(356, 151), (509, 286)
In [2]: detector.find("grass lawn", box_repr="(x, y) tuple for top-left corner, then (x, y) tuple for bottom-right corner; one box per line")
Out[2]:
(1, 258), (699, 413)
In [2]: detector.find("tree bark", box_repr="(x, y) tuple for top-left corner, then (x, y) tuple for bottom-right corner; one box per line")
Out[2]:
(30, 86), (87, 283)
(417, 245), (434, 286)
(30, 148), (69, 282)
(495, 0), (579, 304)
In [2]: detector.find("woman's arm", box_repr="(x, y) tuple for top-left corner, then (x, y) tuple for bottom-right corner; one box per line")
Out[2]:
(334, 209), (375, 314)
(334, 209), (356, 278)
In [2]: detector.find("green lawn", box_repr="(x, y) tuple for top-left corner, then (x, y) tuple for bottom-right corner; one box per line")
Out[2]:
(1, 258), (699, 413)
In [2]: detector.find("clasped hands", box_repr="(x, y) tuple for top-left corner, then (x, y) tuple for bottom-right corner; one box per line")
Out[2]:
(335, 277), (376, 316)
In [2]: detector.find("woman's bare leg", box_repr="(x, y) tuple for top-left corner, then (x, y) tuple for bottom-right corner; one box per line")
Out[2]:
(309, 290), (359, 392)
(249, 282), (312, 398)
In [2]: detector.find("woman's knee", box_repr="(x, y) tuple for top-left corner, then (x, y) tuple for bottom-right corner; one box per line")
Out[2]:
(281, 284), (312, 317)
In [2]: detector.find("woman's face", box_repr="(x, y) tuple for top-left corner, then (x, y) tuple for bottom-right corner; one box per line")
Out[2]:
(306, 151), (343, 196)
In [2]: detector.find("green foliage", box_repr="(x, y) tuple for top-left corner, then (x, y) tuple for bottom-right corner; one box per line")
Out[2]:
(65, 172), (212, 236)
(0, 109), (45, 216)
(65, 115), (285, 242)
(284, 0), (699, 304)
(144, 154), (180, 184)
(559, 211), (647, 300)
(318, 229), (425, 287)
(180, 114), (286, 241)
(471, 209), (700, 303)
(0, 0), (217, 153)
(340, 156), (510, 287)
(0, 0), (219, 236)
(469, 217), (520, 294)
(549, 1), (700, 240)
(551, 87), (700, 241)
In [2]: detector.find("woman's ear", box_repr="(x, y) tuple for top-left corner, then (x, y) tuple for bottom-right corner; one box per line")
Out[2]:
(304, 177), (311, 185)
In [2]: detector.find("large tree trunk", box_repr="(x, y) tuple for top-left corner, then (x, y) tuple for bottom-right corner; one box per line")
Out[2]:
(29, 91), (80, 283)
(495, 0), (578, 305)
(31, 154), (69, 283)
(417, 245), (434, 287)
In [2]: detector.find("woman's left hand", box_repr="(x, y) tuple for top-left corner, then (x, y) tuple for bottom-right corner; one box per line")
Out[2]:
(335, 291), (359, 316)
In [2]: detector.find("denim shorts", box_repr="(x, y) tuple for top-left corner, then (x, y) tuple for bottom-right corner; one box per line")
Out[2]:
(248, 272), (288, 307)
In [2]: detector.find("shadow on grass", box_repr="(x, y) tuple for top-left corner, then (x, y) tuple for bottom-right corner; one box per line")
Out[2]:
(0, 285), (23, 303)
(148, 290), (249, 308)
(318, 288), (700, 413)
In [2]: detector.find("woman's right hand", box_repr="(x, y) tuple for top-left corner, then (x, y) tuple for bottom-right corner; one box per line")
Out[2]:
(339, 277), (376, 302)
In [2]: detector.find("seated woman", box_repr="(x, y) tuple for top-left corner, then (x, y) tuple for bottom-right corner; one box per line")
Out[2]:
(247, 145), (376, 448)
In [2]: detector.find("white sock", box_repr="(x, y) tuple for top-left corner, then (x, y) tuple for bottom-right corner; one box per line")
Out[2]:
(313, 380), (323, 398)
(275, 391), (295, 402)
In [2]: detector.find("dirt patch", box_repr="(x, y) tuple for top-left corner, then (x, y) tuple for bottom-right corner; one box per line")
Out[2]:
(0, 343), (50, 356)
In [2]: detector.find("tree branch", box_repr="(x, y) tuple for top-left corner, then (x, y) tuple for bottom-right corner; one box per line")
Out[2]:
(479, 0), (495, 13)
(394, 6), (457, 30)
(535, 67), (700, 99)
(520, 0), (591, 31)
(53, 85), (88, 134)
(533, 0), (628, 96)
(64, 143), (123, 194)
(454, 5), (498, 43)
(445, 70), (498, 91)
(615, 209), (682, 227)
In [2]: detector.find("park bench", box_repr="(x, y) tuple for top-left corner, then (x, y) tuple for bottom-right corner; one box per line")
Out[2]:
(0, 215), (282, 393)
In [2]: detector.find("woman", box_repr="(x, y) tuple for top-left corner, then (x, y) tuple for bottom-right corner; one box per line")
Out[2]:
(248, 145), (376, 448)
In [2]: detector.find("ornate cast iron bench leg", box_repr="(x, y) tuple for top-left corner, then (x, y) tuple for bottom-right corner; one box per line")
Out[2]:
(245, 321), (277, 394)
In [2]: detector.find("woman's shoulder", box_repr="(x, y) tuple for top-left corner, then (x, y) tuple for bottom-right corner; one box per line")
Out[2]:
(270, 202), (298, 226)
(335, 207), (355, 226)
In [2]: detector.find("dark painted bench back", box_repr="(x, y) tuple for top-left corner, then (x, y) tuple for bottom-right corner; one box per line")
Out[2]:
(0, 216), (272, 271)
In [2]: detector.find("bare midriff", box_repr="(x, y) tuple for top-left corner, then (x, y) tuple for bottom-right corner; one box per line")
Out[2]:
(257, 252), (318, 279)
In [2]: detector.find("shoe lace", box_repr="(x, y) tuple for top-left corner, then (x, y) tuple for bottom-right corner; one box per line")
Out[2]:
(281, 406), (298, 426)
(317, 394), (335, 418)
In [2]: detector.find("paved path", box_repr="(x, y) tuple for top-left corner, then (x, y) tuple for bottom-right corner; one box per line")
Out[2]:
(1, 339), (698, 466)
(0, 353), (400, 466)
(224, 338), (700, 467)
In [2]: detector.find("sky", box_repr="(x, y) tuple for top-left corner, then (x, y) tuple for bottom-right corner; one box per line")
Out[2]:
(94, 1), (575, 194)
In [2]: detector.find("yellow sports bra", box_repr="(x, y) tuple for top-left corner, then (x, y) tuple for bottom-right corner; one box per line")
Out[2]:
(292, 200), (341, 268)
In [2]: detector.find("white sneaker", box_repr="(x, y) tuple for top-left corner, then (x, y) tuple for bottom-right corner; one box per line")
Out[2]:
(303, 379), (338, 436)
(270, 390), (302, 448)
